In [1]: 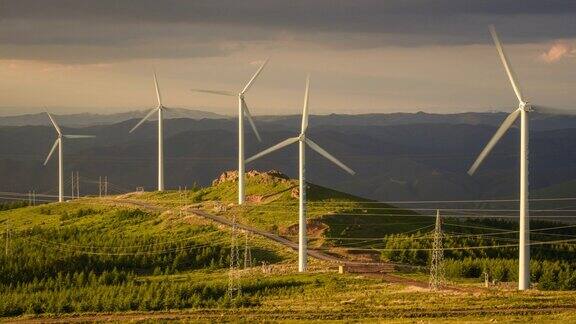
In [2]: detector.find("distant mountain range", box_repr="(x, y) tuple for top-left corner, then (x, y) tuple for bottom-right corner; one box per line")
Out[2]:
(0, 108), (227, 127)
(259, 111), (576, 132)
(1, 111), (576, 206)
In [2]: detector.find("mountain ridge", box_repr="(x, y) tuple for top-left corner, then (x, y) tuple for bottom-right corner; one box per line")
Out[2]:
(0, 108), (227, 127)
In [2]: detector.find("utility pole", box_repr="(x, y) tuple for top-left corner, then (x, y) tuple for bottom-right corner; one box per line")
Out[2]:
(104, 176), (108, 196)
(429, 209), (445, 290)
(76, 171), (80, 198)
(71, 171), (75, 199)
(243, 231), (252, 269)
(179, 189), (182, 216)
(4, 227), (9, 257)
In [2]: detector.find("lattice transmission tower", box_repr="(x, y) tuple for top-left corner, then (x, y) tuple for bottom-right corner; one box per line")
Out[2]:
(243, 231), (252, 268)
(429, 209), (445, 290)
(227, 211), (242, 298)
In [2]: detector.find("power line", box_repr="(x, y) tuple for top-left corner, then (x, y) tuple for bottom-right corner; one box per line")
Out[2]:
(20, 236), (227, 256)
(318, 237), (576, 252)
(20, 230), (222, 250)
(301, 197), (576, 204)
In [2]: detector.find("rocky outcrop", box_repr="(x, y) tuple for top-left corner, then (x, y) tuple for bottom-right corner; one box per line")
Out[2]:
(212, 169), (290, 186)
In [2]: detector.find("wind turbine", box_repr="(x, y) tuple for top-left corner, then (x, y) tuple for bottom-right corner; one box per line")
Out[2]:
(246, 76), (355, 272)
(43, 112), (95, 202)
(468, 25), (571, 290)
(130, 71), (168, 191)
(190, 59), (268, 205)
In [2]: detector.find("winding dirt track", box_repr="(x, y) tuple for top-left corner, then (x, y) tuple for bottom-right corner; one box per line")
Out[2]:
(96, 197), (396, 271)
(97, 198), (500, 293)
(94, 197), (493, 292)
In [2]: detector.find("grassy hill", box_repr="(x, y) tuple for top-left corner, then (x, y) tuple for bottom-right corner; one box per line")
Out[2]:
(3, 171), (576, 320)
(125, 170), (432, 254)
(117, 170), (576, 263)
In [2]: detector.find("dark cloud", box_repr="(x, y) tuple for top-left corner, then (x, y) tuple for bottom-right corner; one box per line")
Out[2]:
(0, 0), (575, 63)
(2, 1), (576, 21)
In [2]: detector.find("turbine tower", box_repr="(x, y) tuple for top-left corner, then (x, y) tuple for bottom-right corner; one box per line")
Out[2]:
(43, 112), (95, 202)
(190, 59), (268, 204)
(246, 76), (355, 272)
(468, 26), (570, 290)
(130, 71), (168, 191)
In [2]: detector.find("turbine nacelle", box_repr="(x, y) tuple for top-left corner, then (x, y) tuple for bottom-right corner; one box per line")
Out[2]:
(520, 101), (532, 111)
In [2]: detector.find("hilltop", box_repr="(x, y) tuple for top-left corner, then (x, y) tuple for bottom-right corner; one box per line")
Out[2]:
(124, 170), (429, 261)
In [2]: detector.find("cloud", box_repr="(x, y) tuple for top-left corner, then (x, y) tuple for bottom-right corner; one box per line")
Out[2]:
(1, 0), (576, 64)
(540, 42), (575, 63)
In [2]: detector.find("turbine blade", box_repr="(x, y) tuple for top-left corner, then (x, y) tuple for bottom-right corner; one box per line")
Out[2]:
(153, 71), (163, 107)
(130, 108), (158, 133)
(489, 25), (525, 103)
(44, 139), (59, 165)
(305, 138), (355, 175)
(190, 89), (235, 96)
(46, 112), (62, 135)
(241, 57), (269, 94)
(301, 74), (310, 134)
(533, 105), (576, 115)
(242, 99), (262, 142)
(64, 135), (96, 139)
(246, 137), (299, 164)
(468, 108), (521, 175)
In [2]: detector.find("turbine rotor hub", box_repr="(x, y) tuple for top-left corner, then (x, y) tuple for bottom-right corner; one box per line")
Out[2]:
(520, 101), (532, 111)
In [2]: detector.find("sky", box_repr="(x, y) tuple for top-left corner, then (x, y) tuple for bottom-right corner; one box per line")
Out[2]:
(0, 0), (575, 116)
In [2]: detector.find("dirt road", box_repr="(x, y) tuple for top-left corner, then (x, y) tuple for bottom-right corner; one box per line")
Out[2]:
(94, 197), (395, 272)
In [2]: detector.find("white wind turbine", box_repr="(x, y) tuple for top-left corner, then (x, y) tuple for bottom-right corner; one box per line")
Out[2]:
(468, 25), (572, 290)
(190, 59), (268, 205)
(130, 71), (168, 191)
(246, 76), (355, 272)
(43, 112), (95, 202)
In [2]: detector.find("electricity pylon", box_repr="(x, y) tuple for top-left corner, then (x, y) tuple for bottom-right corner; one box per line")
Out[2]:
(227, 211), (242, 298)
(243, 231), (253, 268)
(429, 209), (445, 290)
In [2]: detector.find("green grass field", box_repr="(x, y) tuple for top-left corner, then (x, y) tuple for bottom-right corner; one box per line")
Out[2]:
(2, 171), (576, 322)
(5, 270), (576, 322)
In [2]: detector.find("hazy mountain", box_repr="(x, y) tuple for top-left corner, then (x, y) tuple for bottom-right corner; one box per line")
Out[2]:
(4, 110), (576, 130)
(0, 108), (227, 127)
(2, 112), (576, 205)
(259, 111), (576, 131)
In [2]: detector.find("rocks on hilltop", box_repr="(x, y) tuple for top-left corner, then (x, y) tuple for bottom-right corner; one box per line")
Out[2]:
(212, 170), (291, 186)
